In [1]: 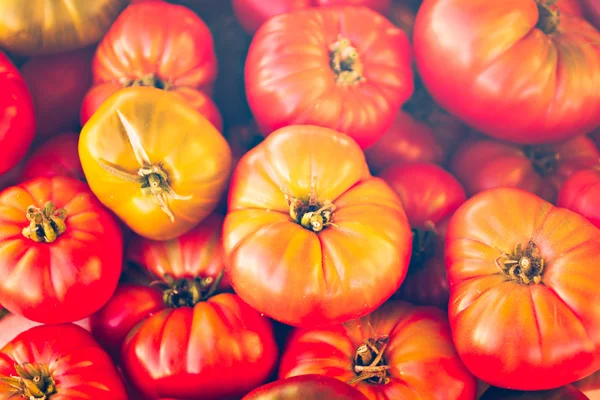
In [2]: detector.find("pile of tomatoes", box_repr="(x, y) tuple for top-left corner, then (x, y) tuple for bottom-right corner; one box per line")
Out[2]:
(1, 0), (600, 399)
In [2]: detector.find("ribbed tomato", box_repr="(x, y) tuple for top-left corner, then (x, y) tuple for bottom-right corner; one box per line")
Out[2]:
(20, 133), (85, 182)
(557, 169), (600, 229)
(243, 375), (368, 400)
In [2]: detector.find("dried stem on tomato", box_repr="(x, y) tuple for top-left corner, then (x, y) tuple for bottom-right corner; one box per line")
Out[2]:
(281, 177), (337, 232)
(329, 35), (365, 86)
(152, 270), (225, 308)
(122, 73), (172, 91)
(0, 362), (56, 399)
(496, 239), (545, 285)
(536, 0), (560, 34)
(98, 110), (191, 222)
(524, 145), (560, 177)
(22, 201), (67, 243)
(348, 335), (391, 385)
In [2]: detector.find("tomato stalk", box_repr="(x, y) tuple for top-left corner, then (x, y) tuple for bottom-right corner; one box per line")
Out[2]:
(348, 335), (391, 385)
(523, 145), (560, 177)
(536, 0), (560, 34)
(281, 177), (337, 232)
(409, 221), (438, 272)
(329, 35), (365, 86)
(0, 362), (56, 399)
(496, 239), (545, 285)
(22, 201), (67, 243)
(152, 270), (224, 308)
(122, 74), (172, 91)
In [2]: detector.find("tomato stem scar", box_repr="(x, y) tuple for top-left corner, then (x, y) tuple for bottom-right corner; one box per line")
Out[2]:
(0, 362), (56, 399)
(329, 34), (366, 86)
(496, 239), (545, 285)
(280, 177), (337, 232)
(349, 335), (391, 385)
(22, 201), (67, 243)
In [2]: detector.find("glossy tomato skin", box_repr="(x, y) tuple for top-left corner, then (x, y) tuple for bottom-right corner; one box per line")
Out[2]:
(79, 87), (232, 241)
(414, 0), (600, 144)
(245, 6), (413, 149)
(450, 136), (599, 202)
(446, 188), (600, 390)
(223, 125), (412, 327)
(581, 0), (600, 28)
(481, 385), (589, 400)
(0, 51), (35, 177)
(279, 301), (477, 399)
(243, 374), (368, 400)
(557, 169), (600, 229)
(0, 176), (123, 324)
(20, 133), (85, 182)
(0, 324), (127, 399)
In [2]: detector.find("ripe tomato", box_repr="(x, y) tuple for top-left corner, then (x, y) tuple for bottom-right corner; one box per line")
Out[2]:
(446, 187), (600, 390)
(557, 169), (600, 229)
(279, 301), (477, 399)
(81, 2), (219, 128)
(21, 47), (94, 138)
(223, 125), (412, 327)
(0, 324), (127, 399)
(0, 51), (35, 177)
(243, 375), (368, 400)
(414, 0), (600, 144)
(380, 163), (466, 308)
(450, 135), (599, 202)
(481, 385), (589, 400)
(20, 133), (85, 183)
(79, 87), (232, 241)
(0, 1), (128, 56)
(582, 0), (600, 28)
(0, 176), (123, 324)
(245, 6), (414, 149)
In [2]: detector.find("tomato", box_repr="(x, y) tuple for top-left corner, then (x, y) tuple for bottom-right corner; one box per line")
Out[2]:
(20, 133), (85, 183)
(279, 301), (477, 399)
(582, 0), (600, 28)
(450, 135), (600, 202)
(446, 187), (600, 390)
(380, 163), (466, 308)
(79, 87), (232, 241)
(481, 385), (589, 400)
(243, 375), (368, 400)
(557, 169), (600, 229)
(21, 47), (95, 138)
(223, 125), (412, 327)
(0, 51), (35, 177)
(0, 324), (127, 399)
(0, 176), (123, 324)
(0, 1), (128, 56)
(245, 6), (413, 149)
(414, 0), (600, 144)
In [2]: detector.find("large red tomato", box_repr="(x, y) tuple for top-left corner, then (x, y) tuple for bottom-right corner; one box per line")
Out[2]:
(20, 133), (85, 182)
(243, 375), (368, 400)
(450, 135), (599, 202)
(414, 0), (600, 144)
(0, 324), (127, 399)
(0, 51), (35, 177)
(557, 169), (600, 229)
(446, 187), (600, 390)
(223, 125), (412, 327)
(481, 385), (589, 400)
(380, 163), (466, 308)
(0, 176), (123, 324)
(279, 301), (477, 399)
(582, 0), (600, 28)
(245, 6), (413, 149)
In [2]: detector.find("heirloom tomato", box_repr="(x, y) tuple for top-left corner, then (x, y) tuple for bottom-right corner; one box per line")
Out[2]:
(481, 385), (589, 400)
(279, 301), (477, 399)
(0, 51), (35, 177)
(557, 169), (600, 229)
(0, 176), (123, 324)
(450, 135), (599, 202)
(20, 133), (85, 182)
(380, 163), (466, 308)
(79, 87), (232, 241)
(446, 187), (600, 390)
(223, 125), (412, 327)
(582, 0), (600, 28)
(245, 6), (413, 149)
(0, 324), (127, 400)
(81, 2), (219, 128)
(243, 375), (368, 400)
(414, 0), (600, 144)
(0, 1), (128, 56)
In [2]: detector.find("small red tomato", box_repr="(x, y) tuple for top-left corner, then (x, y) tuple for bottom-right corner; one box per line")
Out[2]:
(557, 169), (600, 229)
(20, 133), (85, 182)
(481, 385), (589, 400)
(243, 375), (368, 400)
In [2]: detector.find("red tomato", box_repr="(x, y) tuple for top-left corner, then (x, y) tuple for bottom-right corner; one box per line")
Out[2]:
(0, 176), (123, 324)
(245, 6), (413, 149)
(414, 0), (600, 144)
(481, 385), (589, 400)
(0, 51), (35, 177)
(450, 135), (600, 202)
(582, 0), (600, 28)
(20, 133), (85, 182)
(279, 301), (477, 399)
(21, 47), (94, 138)
(243, 375), (368, 400)
(446, 187), (600, 390)
(557, 169), (600, 229)
(380, 163), (466, 308)
(0, 324), (127, 399)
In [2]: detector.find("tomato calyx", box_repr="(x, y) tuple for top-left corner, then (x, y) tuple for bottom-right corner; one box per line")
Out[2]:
(496, 239), (545, 285)
(409, 221), (438, 272)
(98, 110), (191, 222)
(348, 335), (391, 385)
(122, 74), (172, 91)
(152, 270), (225, 308)
(281, 177), (337, 232)
(536, 0), (560, 34)
(524, 145), (560, 177)
(0, 362), (56, 399)
(22, 201), (67, 243)
(329, 35), (365, 86)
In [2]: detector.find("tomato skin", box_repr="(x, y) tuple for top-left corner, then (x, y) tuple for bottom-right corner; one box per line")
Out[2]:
(0, 176), (123, 324)
(0, 51), (35, 177)
(0, 324), (127, 399)
(223, 125), (412, 327)
(20, 133), (85, 182)
(279, 301), (477, 399)
(243, 374), (368, 400)
(557, 169), (600, 229)
(481, 385), (589, 400)
(446, 187), (600, 390)
(414, 0), (600, 144)
(450, 136), (599, 202)
(581, 0), (600, 28)
(245, 6), (413, 149)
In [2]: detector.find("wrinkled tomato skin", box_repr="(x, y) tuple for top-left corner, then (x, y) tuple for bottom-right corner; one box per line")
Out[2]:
(481, 385), (589, 400)
(0, 313), (90, 349)
(446, 188), (600, 390)
(557, 169), (600, 229)
(20, 133), (85, 182)
(581, 0), (600, 28)
(243, 374), (368, 400)
(0, 51), (35, 177)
